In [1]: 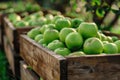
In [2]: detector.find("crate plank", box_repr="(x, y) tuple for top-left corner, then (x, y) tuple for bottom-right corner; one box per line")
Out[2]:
(67, 55), (120, 80)
(20, 61), (39, 80)
(3, 35), (21, 78)
(20, 35), (67, 80)
(3, 17), (32, 53)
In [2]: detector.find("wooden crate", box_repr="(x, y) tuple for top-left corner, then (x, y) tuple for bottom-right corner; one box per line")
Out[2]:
(3, 16), (33, 53)
(20, 35), (120, 80)
(20, 61), (40, 80)
(3, 35), (21, 78)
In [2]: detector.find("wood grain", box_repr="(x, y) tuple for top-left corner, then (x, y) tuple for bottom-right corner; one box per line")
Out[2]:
(3, 35), (21, 78)
(67, 55), (120, 80)
(20, 61), (39, 80)
(20, 35), (67, 80)
(3, 17), (32, 53)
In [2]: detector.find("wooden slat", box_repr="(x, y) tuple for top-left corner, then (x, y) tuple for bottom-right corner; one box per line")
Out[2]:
(3, 17), (33, 53)
(20, 61), (39, 80)
(3, 35), (21, 78)
(20, 35), (67, 80)
(67, 55), (120, 80)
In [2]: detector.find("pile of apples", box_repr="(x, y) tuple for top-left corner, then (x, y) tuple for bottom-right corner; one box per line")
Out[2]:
(7, 11), (57, 28)
(0, 1), (41, 14)
(27, 14), (120, 57)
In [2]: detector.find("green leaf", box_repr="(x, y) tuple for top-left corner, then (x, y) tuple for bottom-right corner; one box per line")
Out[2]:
(96, 8), (105, 17)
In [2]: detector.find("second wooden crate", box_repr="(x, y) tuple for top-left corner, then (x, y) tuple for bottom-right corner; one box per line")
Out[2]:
(3, 35), (21, 78)
(20, 61), (40, 80)
(3, 16), (33, 53)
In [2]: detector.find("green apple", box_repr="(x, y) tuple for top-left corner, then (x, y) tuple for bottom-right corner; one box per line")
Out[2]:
(65, 32), (83, 51)
(96, 32), (101, 40)
(103, 43), (118, 54)
(114, 40), (120, 53)
(45, 14), (54, 24)
(27, 28), (41, 39)
(14, 20), (28, 27)
(55, 18), (71, 31)
(32, 11), (44, 18)
(71, 18), (83, 28)
(59, 28), (76, 42)
(78, 22), (98, 39)
(40, 24), (55, 34)
(38, 38), (45, 44)
(26, 3), (40, 12)
(68, 51), (85, 57)
(52, 15), (64, 23)
(83, 38), (103, 54)
(8, 13), (21, 22)
(54, 48), (71, 56)
(100, 33), (107, 41)
(36, 17), (47, 26)
(34, 34), (43, 42)
(102, 41), (109, 44)
(43, 29), (59, 44)
(23, 15), (35, 22)
(111, 36), (119, 42)
(47, 40), (65, 51)
(106, 36), (113, 42)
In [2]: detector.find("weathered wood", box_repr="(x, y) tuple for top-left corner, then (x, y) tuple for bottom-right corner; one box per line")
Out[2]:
(3, 35), (21, 78)
(20, 61), (39, 80)
(20, 35), (67, 80)
(20, 35), (120, 80)
(67, 55), (120, 80)
(3, 17), (33, 53)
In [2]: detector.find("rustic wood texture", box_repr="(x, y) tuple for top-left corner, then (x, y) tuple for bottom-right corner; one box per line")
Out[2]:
(3, 17), (33, 53)
(67, 55), (120, 80)
(3, 35), (21, 78)
(20, 35), (67, 80)
(20, 61), (39, 80)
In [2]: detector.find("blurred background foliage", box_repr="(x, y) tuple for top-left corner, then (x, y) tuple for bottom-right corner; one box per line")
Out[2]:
(37, 0), (120, 31)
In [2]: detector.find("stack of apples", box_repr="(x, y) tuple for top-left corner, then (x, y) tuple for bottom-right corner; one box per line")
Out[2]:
(7, 11), (55, 28)
(27, 15), (120, 57)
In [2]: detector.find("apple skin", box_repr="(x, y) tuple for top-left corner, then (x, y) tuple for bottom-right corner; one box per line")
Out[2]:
(27, 28), (41, 39)
(54, 48), (71, 56)
(65, 32), (83, 51)
(55, 18), (71, 31)
(59, 28), (76, 43)
(47, 40), (65, 51)
(78, 22), (98, 39)
(103, 43), (118, 54)
(71, 18), (83, 28)
(111, 36), (119, 42)
(52, 15), (64, 24)
(43, 29), (59, 44)
(8, 13), (21, 22)
(68, 51), (85, 57)
(83, 37), (103, 54)
(40, 24), (55, 34)
(14, 20), (28, 27)
(45, 14), (54, 24)
(106, 36), (113, 42)
(34, 34), (43, 42)
(100, 33), (107, 41)
(114, 40), (120, 53)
